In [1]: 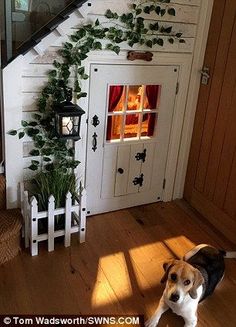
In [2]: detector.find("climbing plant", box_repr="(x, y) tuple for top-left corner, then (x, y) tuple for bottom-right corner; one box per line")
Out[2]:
(9, 0), (185, 173)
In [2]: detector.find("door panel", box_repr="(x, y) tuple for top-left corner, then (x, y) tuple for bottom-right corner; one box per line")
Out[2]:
(184, 0), (236, 244)
(86, 64), (178, 215)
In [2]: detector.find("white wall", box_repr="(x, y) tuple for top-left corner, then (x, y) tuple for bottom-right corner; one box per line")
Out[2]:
(3, 0), (212, 208)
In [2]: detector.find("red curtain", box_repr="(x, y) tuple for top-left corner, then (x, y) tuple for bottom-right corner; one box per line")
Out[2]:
(146, 85), (159, 136)
(108, 86), (124, 112)
(107, 86), (124, 140)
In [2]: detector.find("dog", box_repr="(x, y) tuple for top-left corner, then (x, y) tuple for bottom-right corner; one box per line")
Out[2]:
(145, 244), (236, 327)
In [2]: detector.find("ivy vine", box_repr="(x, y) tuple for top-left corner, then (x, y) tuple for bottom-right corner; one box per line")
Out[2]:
(9, 0), (185, 173)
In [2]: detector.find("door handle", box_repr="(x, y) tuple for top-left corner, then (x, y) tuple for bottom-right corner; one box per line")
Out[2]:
(200, 66), (210, 85)
(92, 132), (97, 152)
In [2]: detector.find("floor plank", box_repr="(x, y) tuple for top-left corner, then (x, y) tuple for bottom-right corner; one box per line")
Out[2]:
(0, 201), (236, 326)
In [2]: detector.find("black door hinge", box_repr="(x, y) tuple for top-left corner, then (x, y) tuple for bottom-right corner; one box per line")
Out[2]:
(162, 178), (166, 189)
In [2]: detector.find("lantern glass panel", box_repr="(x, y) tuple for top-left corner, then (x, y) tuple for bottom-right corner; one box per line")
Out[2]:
(61, 116), (80, 136)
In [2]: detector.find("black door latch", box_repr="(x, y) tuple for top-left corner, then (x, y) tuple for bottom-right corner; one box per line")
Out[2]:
(133, 173), (144, 187)
(135, 149), (146, 162)
(92, 115), (100, 127)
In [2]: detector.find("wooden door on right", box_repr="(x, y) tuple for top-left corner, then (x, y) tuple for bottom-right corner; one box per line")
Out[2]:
(184, 0), (236, 244)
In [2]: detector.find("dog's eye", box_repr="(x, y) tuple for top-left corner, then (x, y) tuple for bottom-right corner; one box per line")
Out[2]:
(184, 279), (191, 286)
(170, 273), (177, 281)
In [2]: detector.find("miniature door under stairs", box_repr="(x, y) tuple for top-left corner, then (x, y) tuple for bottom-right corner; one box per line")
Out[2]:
(86, 64), (179, 215)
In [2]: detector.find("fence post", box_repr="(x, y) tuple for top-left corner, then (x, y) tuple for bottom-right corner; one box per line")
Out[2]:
(24, 191), (29, 248)
(30, 196), (38, 256)
(48, 195), (55, 252)
(64, 192), (72, 247)
(79, 189), (86, 243)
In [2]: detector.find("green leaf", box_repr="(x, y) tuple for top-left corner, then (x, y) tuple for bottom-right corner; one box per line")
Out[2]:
(31, 160), (40, 165)
(74, 80), (81, 93)
(95, 18), (100, 26)
(144, 6), (151, 14)
(33, 113), (42, 120)
(28, 121), (38, 127)
(146, 40), (153, 48)
(48, 69), (57, 78)
(26, 128), (40, 137)
(29, 149), (40, 156)
(157, 38), (164, 46)
(82, 74), (89, 80)
(168, 38), (174, 44)
(41, 148), (53, 156)
(68, 148), (75, 156)
(136, 8), (142, 15)
(155, 6), (161, 15)
(113, 46), (120, 55)
(168, 8), (176, 16)
(165, 26), (172, 33)
(8, 130), (17, 136)
(93, 42), (102, 50)
(160, 9), (166, 16)
(105, 9), (114, 19)
(179, 39), (186, 43)
(45, 163), (54, 171)
(78, 67), (85, 75)
(175, 32), (183, 38)
(53, 60), (61, 68)
(150, 22), (159, 31)
(77, 92), (87, 99)
(28, 164), (38, 171)
(43, 157), (51, 162)
(64, 42), (73, 49)
(18, 132), (25, 139)
(21, 120), (28, 127)
(70, 34), (79, 42)
(76, 28), (86, 39)
(149, 5), (155, 12)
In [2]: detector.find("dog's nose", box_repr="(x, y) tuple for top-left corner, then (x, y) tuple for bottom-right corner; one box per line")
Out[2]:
(170, 293), (180, 302)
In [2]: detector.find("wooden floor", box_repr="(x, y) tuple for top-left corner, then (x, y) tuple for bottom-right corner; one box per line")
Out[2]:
(0, 200), (236, 326)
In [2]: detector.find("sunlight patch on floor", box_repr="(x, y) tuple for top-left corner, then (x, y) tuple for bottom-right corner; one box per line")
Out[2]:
(163, 236), (195, 258)
(91, 252), (133, 308)
(91, 237), (196, 309)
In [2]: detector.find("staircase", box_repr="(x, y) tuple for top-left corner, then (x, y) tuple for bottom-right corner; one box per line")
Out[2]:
(1, 0), (88, 67)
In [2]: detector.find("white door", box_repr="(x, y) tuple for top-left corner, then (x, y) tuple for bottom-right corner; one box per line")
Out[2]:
(86, 64), (178, 215)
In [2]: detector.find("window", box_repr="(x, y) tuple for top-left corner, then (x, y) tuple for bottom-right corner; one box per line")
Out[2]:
(14, 0), (30, 11)
(106, 85), (160, 142)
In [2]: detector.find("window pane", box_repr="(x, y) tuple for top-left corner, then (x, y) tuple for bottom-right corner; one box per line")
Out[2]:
(144, 85), (161, 110)
(108, 86), (126, 112)
(141, 113), (157, 137)
(15, 0), (29, 11)
(124, 114), (139, 138)
(106, 116), (122, 141)
(127, 85), (142, 111)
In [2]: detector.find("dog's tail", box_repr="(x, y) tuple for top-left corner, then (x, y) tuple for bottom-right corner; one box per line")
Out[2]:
(219, 250), (236, 259)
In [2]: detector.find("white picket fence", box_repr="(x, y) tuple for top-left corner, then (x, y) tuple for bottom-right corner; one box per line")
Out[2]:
(20, 183), (86, 256)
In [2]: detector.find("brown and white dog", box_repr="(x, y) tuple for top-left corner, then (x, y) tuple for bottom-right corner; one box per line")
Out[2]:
(145, 244), (236, 327)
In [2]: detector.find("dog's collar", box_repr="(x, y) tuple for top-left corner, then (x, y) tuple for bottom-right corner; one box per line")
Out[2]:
(192, 264), (208, 301)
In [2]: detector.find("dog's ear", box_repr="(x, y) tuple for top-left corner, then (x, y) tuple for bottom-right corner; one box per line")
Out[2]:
(161, 260), (176, 284)
(189, 268), (204, 299)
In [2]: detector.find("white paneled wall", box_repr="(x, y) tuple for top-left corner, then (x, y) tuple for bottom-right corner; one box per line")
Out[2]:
(3, 0), (209, 208)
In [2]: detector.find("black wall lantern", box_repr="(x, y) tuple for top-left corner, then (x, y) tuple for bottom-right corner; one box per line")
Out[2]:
(55, 88), (85, 141)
